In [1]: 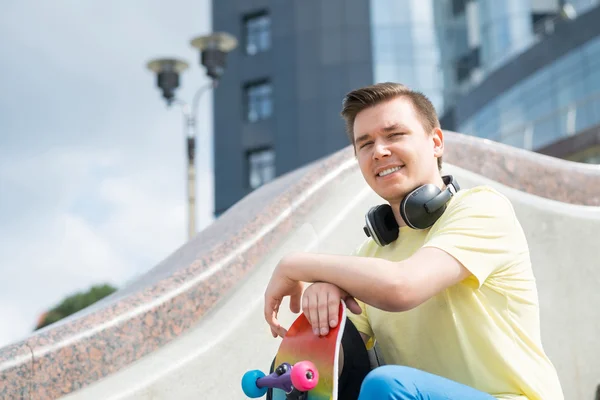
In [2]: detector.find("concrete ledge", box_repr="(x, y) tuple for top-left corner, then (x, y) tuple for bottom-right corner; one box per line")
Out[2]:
(0, 131), (598, 399)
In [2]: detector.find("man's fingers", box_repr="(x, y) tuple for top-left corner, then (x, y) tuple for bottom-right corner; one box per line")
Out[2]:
(265, 298), (283, 335)
(302, 294), (310, 321)
(306, 294), (320, 335)
(271, 326), (287, 338)
(328, 292), (339, 328)
(268, 299), (287, 338)
(317, 293), (330, 336)
(264, 297), (278, 323)
(289, 292), (301, 314)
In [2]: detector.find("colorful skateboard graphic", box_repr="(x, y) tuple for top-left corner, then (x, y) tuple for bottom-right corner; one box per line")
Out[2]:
(241, 301), (347, 400)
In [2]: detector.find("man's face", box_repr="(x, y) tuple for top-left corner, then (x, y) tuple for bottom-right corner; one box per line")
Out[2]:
(353, 96), (443, 205)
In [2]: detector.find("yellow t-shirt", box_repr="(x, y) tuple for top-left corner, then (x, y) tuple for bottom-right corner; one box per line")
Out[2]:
(348, 185), (564, 400)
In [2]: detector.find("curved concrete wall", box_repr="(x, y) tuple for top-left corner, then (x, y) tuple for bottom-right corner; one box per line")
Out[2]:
(1, 132), (599, 399)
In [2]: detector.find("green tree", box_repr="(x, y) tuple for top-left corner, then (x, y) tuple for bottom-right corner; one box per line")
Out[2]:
(35, 283), (118, 330)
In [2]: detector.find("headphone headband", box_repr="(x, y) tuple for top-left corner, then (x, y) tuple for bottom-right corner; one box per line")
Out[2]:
(424, 175), (459, 214)
(363, 175), (460, 246)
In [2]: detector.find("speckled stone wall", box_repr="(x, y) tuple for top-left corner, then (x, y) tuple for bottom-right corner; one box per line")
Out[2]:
(1, 132), (598, 399)
(444, 132), (600, 206)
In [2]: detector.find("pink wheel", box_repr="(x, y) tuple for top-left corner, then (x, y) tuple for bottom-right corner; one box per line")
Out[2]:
(290, 361), (319, 392)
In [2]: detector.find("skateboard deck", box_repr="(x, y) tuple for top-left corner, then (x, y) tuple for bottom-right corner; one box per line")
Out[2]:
(272, 301), (346, 400)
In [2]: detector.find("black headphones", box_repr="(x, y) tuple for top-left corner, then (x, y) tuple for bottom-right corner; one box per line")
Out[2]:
(363, 175), (460, 247)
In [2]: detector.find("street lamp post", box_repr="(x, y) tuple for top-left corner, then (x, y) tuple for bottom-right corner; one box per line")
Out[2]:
(147, 32), (237, 240)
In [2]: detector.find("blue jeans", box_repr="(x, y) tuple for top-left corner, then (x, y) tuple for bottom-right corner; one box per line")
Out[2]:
(358, 365), (496, 399)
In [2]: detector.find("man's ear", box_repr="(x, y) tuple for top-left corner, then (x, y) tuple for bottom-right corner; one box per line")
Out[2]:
(432, 128), (444, 157)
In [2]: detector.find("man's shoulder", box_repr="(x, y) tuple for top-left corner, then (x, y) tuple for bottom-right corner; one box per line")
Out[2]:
(429, 184), (520, 235)
(450, 185), (515, 215)
(454, 184), (510, 202)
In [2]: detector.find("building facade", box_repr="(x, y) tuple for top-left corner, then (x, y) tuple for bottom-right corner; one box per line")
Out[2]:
(441, 3), (600, 163)
(211, 0), (600, 216)
(212, 0), (374, 216)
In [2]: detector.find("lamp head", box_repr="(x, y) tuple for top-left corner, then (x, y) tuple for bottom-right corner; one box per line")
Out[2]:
(146, 58), (189, 105)
(190, 32), (238, 80)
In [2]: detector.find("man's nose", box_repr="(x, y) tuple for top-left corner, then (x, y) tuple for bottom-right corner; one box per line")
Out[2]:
(373, 142), (391, 159)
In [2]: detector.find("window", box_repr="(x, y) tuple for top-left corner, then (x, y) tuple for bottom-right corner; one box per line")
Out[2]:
(532, 12), (557, 36)
(452, 0), (469, 16)
(244, 11), (271, 55)
(244, 80), (273, 122)
(247, 148), (275, 189)
(455, 46), (480, 83)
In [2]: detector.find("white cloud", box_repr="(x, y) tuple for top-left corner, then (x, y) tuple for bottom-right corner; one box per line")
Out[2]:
(0, 0), (218, 347)
(0, 144), (215, 345)
(0, 303), (33, 348)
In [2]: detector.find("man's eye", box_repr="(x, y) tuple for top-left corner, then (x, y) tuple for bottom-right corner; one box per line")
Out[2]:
(360, 142), (372, 149)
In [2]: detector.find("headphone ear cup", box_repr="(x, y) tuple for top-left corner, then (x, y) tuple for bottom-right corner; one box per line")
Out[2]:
(401, 176), (460, 230)
(401, 184), (444, 229)
(364, 204), (399, 246)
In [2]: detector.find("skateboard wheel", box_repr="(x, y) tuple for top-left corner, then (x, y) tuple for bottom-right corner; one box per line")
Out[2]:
(290, 361), (319, 392)
(241, 370), (268, 398)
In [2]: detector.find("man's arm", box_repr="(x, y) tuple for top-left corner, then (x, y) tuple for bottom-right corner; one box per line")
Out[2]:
(280, 246), (470, 313)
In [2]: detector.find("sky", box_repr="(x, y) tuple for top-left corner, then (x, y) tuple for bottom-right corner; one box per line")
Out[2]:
(0, 1), (217, 347)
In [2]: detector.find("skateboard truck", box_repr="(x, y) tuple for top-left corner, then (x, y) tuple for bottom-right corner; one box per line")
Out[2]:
(241, 361), (319, 399)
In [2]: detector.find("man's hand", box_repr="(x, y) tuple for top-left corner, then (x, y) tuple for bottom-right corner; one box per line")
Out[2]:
(263, 262), (304, 338)
(302, 282), (362, 336)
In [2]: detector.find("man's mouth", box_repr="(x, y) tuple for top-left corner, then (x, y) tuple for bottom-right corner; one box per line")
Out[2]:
(377, 166), (403, 177)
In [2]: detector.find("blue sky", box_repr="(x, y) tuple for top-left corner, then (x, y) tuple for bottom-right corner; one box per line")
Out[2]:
(0, 1), (216, 347)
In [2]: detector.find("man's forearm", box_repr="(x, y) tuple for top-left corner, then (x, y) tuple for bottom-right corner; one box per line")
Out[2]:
(280, 252), (407, 312)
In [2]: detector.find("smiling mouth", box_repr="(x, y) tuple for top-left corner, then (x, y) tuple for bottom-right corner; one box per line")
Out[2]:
(376, 166), (403, 177)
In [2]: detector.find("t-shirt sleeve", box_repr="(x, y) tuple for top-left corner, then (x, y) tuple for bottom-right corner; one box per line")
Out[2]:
(347, 299), (376, 350)
(347, 298), (373, 335)
(422, 186), (520, 289)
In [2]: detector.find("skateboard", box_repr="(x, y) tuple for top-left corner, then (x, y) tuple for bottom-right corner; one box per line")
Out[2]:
(241, 301), (347, 400)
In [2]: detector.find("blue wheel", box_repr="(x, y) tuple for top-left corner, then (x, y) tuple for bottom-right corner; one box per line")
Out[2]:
(241, 369), (268, 398)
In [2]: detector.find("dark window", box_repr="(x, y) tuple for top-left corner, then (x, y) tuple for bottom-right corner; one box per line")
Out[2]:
(452, 0), (469, 16)
(244, 11), (271, 55)
(247, 147), (275, 189)
(455, 46), (480, 83)
(532, 12), (559, 37)
(244, 80), (273, 122)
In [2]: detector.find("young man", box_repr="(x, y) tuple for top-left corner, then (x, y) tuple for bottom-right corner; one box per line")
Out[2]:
(263, 82), (564, 399)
